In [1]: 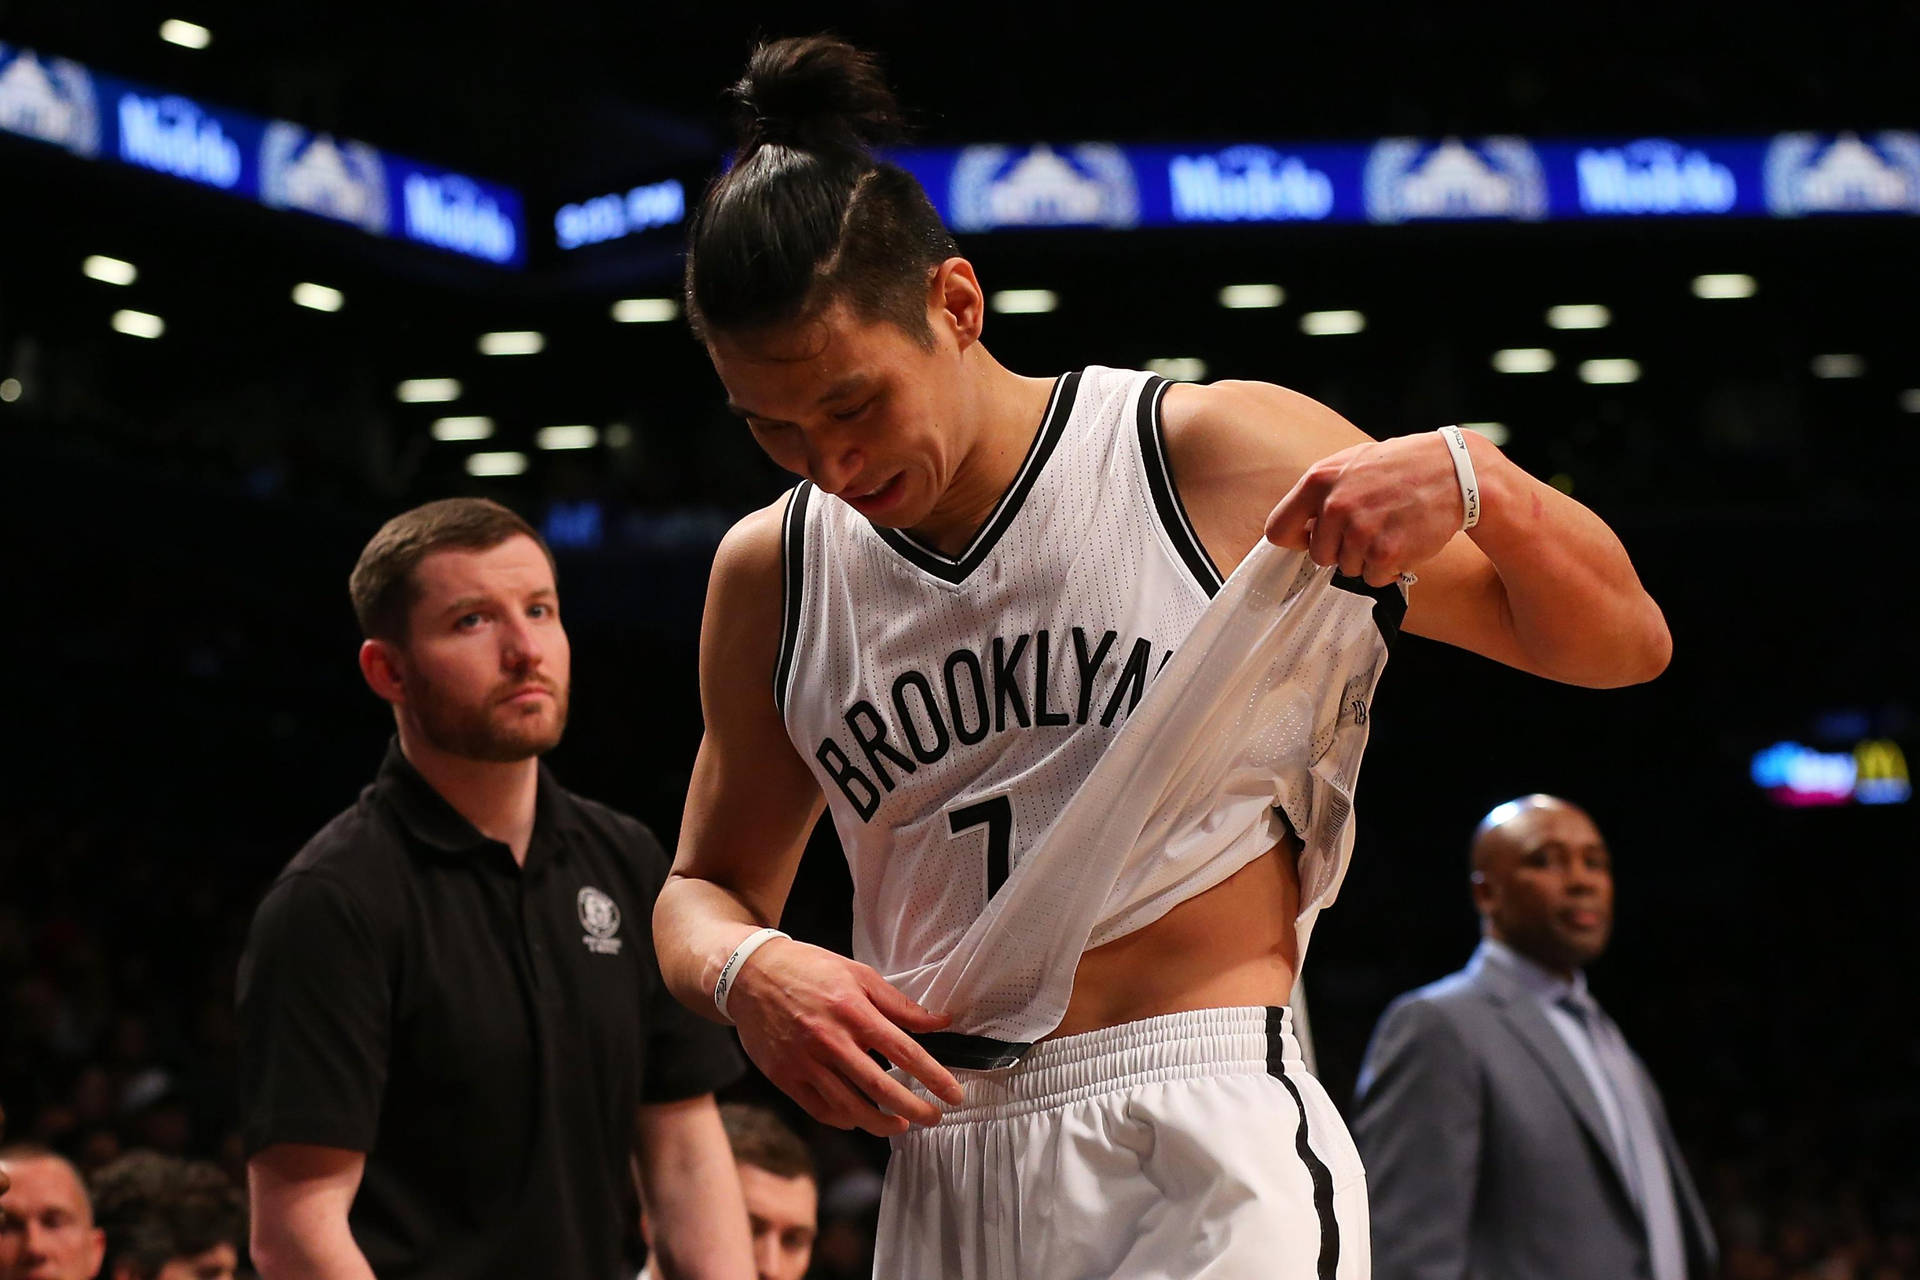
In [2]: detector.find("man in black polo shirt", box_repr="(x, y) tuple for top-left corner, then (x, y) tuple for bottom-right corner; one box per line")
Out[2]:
(237, 498), (753, 1279)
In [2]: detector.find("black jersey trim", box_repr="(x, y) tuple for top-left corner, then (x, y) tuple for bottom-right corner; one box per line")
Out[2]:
(773, 481), (813, 713)
(873, 370), (1081, 585)
(1136, 375), (1224, 599)
(1331, 572), (1408, 648)
(1267, 1007), (1341, 1280)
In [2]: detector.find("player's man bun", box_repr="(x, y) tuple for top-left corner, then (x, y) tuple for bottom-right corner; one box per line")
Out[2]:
(686, 34), (958, 343)
(730, 35), (902, 160)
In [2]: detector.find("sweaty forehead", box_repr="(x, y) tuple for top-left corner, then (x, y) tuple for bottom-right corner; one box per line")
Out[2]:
(711, 308), (907, 417)
(709, 309), (840, 368)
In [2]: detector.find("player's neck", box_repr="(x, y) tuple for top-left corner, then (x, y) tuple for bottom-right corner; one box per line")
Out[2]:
(397, 724), (541, 863)
(909, 352), (1057, 557)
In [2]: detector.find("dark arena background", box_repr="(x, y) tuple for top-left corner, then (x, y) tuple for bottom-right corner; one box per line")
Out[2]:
(3, 2), (1917, 1277)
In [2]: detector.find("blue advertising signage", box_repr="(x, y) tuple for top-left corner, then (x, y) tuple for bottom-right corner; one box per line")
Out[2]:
(8, 39), (1913, 258)
(118, 90), (250, 190)
(0, 42), (526, 266)
(887, 131), (1920, 233)
(553, 177), (687, 250)
(0, 44), (103, 158)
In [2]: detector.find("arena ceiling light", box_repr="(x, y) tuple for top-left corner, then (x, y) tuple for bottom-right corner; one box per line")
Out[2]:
(478, 331), (545, 356)
(159, 19), (211, 49)
(535, 425), (599, 451)
(82, 255), (137, 286)
(0, 378), (21, 403)
(465, 451), (529, 478)
(1692, 273), (1757, 299)
(430, 416), (494, 442)
(1300, 310), (1365, 336)
(989, 289), (1058, 315)
(111, 309), (165, 339)
(1460, 421), (1511, 447)
(1546, 304), (1611, 330)
(1811, 354), (1866, 379)
(612, 298), (678, 324)
(1578, 358), (1642, 384)
(1492, 348), (1555, 374)
(291, 282), (344, 312)
(1144, 357), (1208, 382)
(1901, 389), (1920, 414)
(396, 378), (461, 404)
(1218, 284), (1285, 310)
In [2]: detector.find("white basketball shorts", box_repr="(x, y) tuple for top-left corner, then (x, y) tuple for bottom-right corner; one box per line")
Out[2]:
(876, 1005), (1370, 1279)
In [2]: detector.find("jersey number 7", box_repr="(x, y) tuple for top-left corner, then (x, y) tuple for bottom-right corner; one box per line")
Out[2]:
(947, 795), (1013, 905)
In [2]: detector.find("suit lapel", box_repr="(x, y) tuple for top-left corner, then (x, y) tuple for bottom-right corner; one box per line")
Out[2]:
(1474, 962), (1642, 1212)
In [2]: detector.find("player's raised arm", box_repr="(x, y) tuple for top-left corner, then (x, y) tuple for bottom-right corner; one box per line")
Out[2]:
(653, 500), (966, 1138)
(1160, 379), (1671, 689)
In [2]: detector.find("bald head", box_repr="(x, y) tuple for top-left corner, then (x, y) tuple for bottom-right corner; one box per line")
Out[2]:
(1469, 795), (1615, 977)
(0, 1146), (105, 1280)
(1471, 794), (1592, 871)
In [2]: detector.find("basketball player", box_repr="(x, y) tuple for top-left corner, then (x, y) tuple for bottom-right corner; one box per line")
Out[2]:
(653, 36), (1671, 1278)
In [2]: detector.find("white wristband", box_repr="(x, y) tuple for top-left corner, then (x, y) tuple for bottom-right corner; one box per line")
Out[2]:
(1437, 425), (1481, 531)
(713, 928), (789, 1021)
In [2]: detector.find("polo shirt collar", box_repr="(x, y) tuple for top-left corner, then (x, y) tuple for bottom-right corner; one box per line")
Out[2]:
(376, 738), (572, 859)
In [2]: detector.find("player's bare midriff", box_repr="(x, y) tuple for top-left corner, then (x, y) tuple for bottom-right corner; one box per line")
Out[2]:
(1046, 835), (1305, 1039)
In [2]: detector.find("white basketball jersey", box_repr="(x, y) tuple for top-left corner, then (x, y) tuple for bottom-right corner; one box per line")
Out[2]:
(776, 366), (1402, 1040)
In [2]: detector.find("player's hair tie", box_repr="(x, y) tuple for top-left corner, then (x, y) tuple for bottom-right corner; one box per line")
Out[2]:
(713, 927), (790, 1021)
(1437, 426), (1481, 532)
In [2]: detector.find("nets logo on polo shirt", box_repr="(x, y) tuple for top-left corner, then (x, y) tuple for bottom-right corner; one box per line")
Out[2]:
(577, 887), (623, 956)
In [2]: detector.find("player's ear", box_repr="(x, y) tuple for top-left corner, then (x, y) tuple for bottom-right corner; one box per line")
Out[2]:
(932, 257), (985, 350)
(359, 638), (407, 705)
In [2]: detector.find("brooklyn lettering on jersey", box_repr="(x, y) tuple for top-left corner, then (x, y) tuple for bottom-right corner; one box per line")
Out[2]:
(817, 626), (1175, 822)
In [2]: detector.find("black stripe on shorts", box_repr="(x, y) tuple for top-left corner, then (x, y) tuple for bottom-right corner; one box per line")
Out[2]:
(1267, 1006), (1339, 1280)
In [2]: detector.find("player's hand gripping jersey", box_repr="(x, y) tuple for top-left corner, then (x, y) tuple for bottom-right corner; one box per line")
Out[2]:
(775, 366), (1403, 1042)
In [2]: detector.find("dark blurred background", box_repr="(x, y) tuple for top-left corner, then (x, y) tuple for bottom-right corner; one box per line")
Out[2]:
(3, 2), (1917, 1277)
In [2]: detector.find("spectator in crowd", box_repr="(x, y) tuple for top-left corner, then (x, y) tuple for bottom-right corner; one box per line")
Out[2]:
(720, 1106), (816, 1280)
(641, 1104), (815, 1280)
(89, 1151), (244, 1280)
(236, 499), (752, 1279)
(0, 1143), (105, 1280)
(1353, 794), (1718, 1280)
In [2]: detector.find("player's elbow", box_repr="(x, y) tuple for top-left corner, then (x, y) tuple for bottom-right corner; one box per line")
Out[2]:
(1619, 599), (1673, 685)
(1585, 602), (1672, 688)
(1639, 609), (1674, 681)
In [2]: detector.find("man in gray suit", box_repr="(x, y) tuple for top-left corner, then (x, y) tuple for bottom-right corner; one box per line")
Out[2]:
(1352, 794), (1717, 1280)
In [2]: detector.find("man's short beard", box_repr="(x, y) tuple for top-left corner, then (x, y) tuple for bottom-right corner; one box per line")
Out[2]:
(410, 672), (570, 762)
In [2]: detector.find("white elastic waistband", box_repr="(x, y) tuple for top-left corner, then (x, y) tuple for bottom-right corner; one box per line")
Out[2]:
(906, 1005), (1302, 1126)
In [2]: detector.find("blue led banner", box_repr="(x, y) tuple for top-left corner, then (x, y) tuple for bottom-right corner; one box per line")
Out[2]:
(553, 177), (688, 250)
(6, 40), (1910, 258)
(0, 42), (526, 267)
(886, 132), (1920, 233)
(550, 133), (1920, 251)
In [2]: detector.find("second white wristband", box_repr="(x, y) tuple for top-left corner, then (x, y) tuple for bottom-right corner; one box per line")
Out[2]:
(713, 927), (789, 1022)
(1438, 425), (1481, 532)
